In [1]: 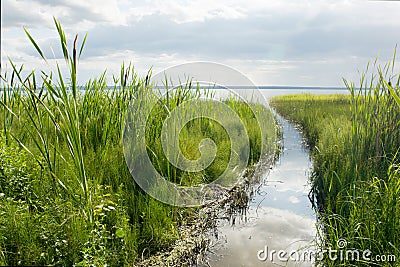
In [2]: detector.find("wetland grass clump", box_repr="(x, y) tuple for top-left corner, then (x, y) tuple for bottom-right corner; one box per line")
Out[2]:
(0, 19), (276, 266)
(270, 60), (400, 266)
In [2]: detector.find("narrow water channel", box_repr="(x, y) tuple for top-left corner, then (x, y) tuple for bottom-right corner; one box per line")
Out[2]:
(209, 114), (316, 266)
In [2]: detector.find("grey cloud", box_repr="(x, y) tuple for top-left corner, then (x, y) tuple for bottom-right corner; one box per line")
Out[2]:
(80, 12), (398, 63)
(2, 0), (113, 30)
(6, 0), (399, 62)
(79, 15), (294, 59)
(2, 0), (48, 28)
(3, 0), (400, 86)
(29, 0), (74, 6)
(287, 24), (399, 59)
(32, 0), (111, 27)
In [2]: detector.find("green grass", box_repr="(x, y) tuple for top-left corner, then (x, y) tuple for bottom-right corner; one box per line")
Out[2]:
(270, 63), (400, 266)
(0, 19), (277, 265)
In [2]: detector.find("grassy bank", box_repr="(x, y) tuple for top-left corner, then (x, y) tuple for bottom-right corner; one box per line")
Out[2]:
(0, 21), (276, 266)
(270, 67), (400, 265)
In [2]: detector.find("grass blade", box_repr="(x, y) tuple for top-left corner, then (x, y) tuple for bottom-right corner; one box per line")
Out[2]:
(24, 27), (47, 63)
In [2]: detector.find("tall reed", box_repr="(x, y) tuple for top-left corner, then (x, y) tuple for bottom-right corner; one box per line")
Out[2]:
(0, 19), (277, 265)
(271, 59), (400, 265)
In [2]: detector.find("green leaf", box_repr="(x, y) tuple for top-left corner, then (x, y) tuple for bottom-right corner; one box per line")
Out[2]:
(53, 17), (69, 61)
(24, 27), (47, 62)
(79, 33), (88, 60)
(382, 78), (400, 107)
(116, 229), (125, 238)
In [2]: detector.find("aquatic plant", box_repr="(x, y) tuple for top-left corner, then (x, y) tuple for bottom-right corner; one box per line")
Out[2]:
(0, 19), (277, 265)
(271, 60), (400, 265)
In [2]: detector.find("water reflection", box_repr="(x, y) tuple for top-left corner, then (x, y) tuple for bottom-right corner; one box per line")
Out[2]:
(209, 115), (316, 266)
(212, 207), (315, 266)
(253, 116), (313, 216)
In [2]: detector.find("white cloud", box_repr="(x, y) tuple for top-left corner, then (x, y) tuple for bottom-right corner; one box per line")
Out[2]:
(123, 0), (247, 23)
(3, 0), (128, 30)
(2, 0), (400, 86)
(214, 206), (315, 266)
(289, 196), (300, 204)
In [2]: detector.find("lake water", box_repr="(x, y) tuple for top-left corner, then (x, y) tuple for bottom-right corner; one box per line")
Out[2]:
(207, 88), (349, 266)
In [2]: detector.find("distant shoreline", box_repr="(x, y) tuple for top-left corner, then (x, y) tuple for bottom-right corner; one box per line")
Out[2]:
(150, 85), (348, 90)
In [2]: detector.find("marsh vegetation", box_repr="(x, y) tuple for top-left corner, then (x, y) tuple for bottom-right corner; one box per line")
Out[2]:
(0, 20), (277, 266)
(271, 61), (400, 266)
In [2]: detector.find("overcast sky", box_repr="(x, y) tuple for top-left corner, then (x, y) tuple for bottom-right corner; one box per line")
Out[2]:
(2, 0), (400, 86)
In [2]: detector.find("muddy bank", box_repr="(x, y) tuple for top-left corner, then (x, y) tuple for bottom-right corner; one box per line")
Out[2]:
(135, 157), (276, 267)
